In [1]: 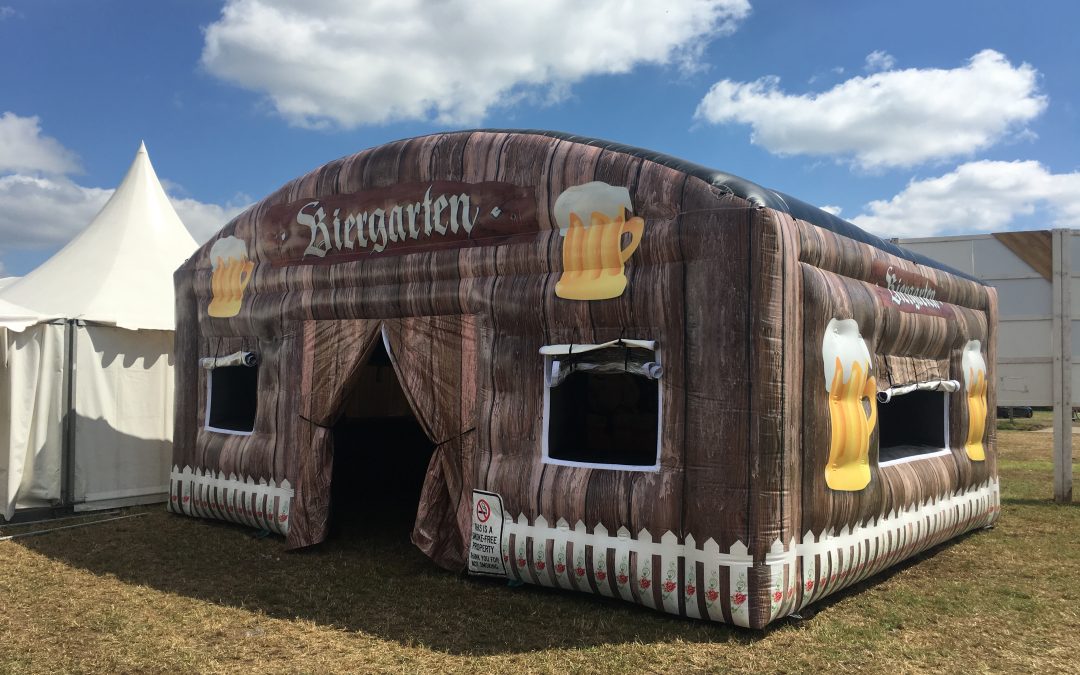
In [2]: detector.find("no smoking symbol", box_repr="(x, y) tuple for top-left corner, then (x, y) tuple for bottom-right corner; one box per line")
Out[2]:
(476, 498), (491, 523)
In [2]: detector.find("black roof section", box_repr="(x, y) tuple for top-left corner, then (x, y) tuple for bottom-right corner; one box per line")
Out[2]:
(477, 129), (979, 283)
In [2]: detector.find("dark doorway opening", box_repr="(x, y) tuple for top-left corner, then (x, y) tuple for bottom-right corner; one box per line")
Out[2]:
(330, 339), (435, 543)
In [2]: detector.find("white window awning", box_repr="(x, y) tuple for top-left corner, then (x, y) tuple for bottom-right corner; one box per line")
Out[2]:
(877, 379), (960, 404)
(542, 339), (662, 387)
(539, 339), (656, 356)
(199, 351), (259, 370)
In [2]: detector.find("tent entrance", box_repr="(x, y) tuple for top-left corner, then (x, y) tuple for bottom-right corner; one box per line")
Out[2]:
(296, 315), (479, 566)
(330, 339), (435, 540)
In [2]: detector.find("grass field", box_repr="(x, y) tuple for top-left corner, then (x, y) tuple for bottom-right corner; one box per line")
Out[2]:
(995, 408), (1067, 432)
(1, 433), (1077, 674)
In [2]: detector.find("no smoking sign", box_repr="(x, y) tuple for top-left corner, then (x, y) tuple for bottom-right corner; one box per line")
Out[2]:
(469, 490), (506, 577)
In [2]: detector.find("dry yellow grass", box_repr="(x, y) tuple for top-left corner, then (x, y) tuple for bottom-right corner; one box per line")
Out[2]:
(1, 431), (1077, 674)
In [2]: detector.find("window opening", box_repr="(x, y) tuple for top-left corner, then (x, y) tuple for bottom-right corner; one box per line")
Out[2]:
(204, 355), (259, 435)
(876, 382), (953, 465)
(541, 339), (662, 471)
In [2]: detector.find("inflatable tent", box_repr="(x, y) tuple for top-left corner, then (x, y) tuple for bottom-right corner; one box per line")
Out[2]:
(170, 130), (998, 628)
(1, 143), (197, 519)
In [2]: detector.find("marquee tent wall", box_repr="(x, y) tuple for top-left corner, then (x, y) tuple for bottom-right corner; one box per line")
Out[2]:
(0, 143), (197, 519)
(171, 130), (998, 628)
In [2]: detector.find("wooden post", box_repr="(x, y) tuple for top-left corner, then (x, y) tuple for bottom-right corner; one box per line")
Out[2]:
(1051, 228), (1073, 503)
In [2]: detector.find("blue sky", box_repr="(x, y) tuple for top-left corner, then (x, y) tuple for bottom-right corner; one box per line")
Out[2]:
(1, 0), (1077, 277)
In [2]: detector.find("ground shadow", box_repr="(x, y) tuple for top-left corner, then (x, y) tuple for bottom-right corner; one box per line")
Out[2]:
(11, 496), (999, 655)
(15, 514), (752, 653)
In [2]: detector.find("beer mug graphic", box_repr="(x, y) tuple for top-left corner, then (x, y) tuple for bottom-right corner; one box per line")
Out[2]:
(962, 340), (988, 461)
(822, 318), (878, 491)
(553, 182), (645, 301)
(207, 236), (254, 318)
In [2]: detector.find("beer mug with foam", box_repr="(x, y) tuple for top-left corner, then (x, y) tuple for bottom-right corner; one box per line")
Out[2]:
(962, 340), (987, 461)
(207, 236), (253, 318)
(553, 182), (645, 301)
(822, 319), (877, 491)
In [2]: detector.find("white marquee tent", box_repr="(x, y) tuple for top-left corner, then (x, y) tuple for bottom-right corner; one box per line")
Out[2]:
(0, 143), (198, 520)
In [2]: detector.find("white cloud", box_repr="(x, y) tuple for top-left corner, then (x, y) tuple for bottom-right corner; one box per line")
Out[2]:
(0, 7), (16, 20)
(819, 204), (843, 216)
(0, 175), (246, 252)
(808, 66), (845, 85)
(170, 195), (249, 243)
(0, 174), (112, 249)
(201, 0), (751, 128)
(851, 160), (1080, 238)
(0, 114), (246, 269)
(864, 50), (895, 72)
(0, 112), (81, 174)
(695, 50), (1046, 169)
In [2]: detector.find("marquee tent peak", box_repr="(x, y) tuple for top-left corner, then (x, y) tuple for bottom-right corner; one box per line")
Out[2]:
(0, 142), (198, 331)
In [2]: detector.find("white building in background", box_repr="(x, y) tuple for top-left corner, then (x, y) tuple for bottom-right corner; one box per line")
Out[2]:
(0, 143), (198, 520)
(898, 230), (1074, 503)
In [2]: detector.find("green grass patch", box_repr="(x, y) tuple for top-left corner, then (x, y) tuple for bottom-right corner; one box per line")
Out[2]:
(996, 407), (1080, 431)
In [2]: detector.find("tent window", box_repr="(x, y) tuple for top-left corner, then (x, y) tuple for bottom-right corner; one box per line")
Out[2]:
(205, 365), (258, 435)
(877, 390), (949, 465)
(541, 340), (662, 471)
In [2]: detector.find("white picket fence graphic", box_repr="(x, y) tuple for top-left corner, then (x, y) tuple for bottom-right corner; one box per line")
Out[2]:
(500, 515), (756, 626)
(797, 477), (1000, 612)
(168, 465), (293, 536)
(485, 478), (999, 627)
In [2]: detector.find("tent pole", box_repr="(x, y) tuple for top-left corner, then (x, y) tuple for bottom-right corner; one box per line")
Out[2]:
(60, 319), (78, 507)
